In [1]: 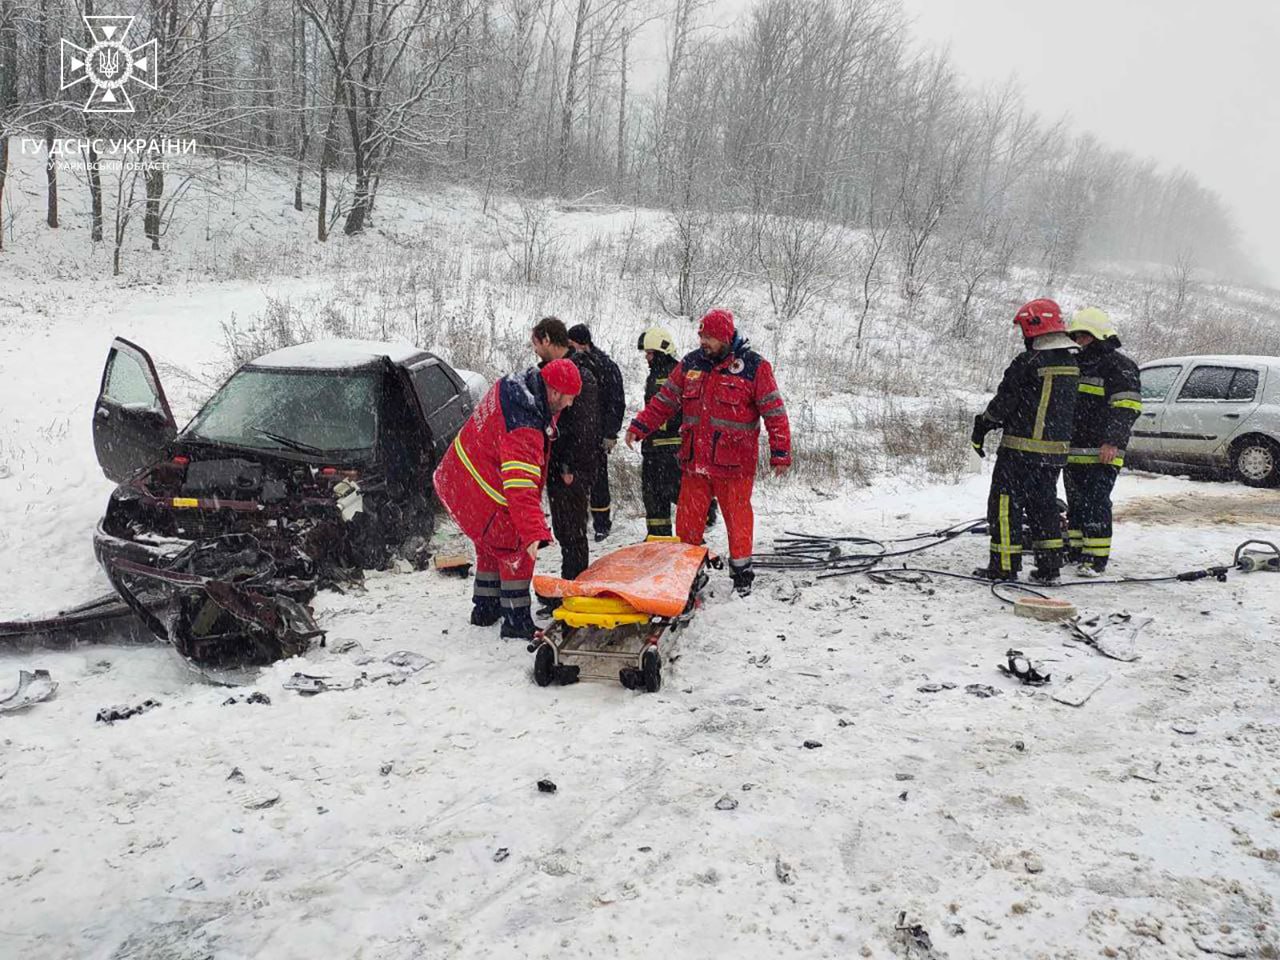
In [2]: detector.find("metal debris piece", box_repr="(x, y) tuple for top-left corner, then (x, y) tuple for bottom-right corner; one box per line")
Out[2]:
(537, 779), (557, 794)
(917, 682), (956, 693)
(715, 794), (739, 811)
(96, 699), (161, 723)
(774, 855), (796, 885)
(0, 669), (58, 713)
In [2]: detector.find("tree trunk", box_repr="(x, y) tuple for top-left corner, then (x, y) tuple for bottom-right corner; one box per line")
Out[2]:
(557, 0), (590, 190)
(144, 168), (163, 249)
(0, 0), (16, 251)
(293, 10), (309, 212)
(37, 0), (57, 227)
(615, 26), (628, 190)
(318, 87), (340, 242)
(83, 0), (103, 241)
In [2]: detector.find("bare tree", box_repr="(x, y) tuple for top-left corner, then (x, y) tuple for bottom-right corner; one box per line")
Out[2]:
(0, 0), (18, 251)
(300, 0), (477, 235)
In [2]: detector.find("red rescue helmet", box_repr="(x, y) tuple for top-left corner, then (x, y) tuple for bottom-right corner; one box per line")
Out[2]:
(1013, 298), (1066, 338)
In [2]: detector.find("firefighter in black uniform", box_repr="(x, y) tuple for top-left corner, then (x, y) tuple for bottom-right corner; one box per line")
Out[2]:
(567, 324), (625, 542)
(531, 317), (601, 582)
(635, 326), (717, 538)
(1064, 308), (1142, 573)
(636, 327), (685, 538)
(971, 298), (1080, 583)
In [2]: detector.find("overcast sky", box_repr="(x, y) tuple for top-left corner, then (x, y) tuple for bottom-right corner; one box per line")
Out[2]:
(894, 0), (1280, 286)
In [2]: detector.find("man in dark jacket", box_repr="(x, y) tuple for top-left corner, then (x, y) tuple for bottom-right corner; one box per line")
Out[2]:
(531, 317), (601, 581)
(971, 298), (1080, 583)
(1064, 308), (1142, 573)
(567, 323), (625, 542)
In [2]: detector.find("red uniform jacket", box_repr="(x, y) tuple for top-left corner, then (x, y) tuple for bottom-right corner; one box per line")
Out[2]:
(433, 369), (554, 553)
(630, 336), (791, 479)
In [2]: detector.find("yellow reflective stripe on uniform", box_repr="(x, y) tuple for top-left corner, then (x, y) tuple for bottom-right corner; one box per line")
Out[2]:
(453, 435), (507, 506)
(1078, 383), (1105, 396)
(1033, 376), (1053, 439)
(1068, 454), (1126, 466)
(651, 437), (682, 447)
(1037, 366), (1078, 376)
(1001, 435), (1070, 455)
(1081, 536), (1111, 557)
(998, 494), (1013, 571)
(501, 460), (541, 477)
(1111, 399), (1142, 411)
(1032, 538), (1064, 549)
(502, 478), (537, 490)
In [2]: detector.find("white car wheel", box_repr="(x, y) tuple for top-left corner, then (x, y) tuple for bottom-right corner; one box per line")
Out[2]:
(1232, 440), (1279, 487)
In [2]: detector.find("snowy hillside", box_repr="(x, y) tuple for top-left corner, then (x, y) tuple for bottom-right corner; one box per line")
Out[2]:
(2, 146), (1280, 959)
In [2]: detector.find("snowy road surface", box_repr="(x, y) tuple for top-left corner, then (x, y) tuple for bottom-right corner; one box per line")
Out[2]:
(2, 473), (1278, 959)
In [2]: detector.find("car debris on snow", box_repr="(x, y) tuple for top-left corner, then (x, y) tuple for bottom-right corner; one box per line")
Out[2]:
(964, 684), (1001, 698)
(715, 794), (739, 811)
(492, 847), (510, 863)
(222, 691), (271, 706)
(95, 699), (161, 724)
(537, 779), (557, 794)
(1063, 612), (1151, 661)
(1050, 672), (1110, 707)
(916, 681), (956, 693)
(774, 855), (796, 885)
(0, 669), (58, 713)
(239, 789), (281, 810)
(895, 912), (933, 955)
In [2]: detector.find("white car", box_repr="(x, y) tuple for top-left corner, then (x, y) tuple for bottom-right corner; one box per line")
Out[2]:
(1127, 355), (1280, 487)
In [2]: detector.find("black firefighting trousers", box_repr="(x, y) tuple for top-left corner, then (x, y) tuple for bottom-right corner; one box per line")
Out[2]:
(641, 451), (682, 538)
(985, 450), (1066, 576)
(1064, 463), (1119, 570)
(590, 452), (612, 534)
(548, 474), (591, 580)
(641, 450), (718, 538)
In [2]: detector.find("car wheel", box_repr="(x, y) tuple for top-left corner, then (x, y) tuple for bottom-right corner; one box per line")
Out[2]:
(1231, 437), (1280, 488)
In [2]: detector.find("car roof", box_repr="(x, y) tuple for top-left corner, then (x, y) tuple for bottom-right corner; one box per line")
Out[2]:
(1141, 355), (1280, 368)
(247, 339), (431, 370)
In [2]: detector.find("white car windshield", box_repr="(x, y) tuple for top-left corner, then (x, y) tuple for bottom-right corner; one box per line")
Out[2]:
(184, 368), (378, 454)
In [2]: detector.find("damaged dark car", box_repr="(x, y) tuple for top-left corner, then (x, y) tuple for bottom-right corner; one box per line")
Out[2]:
(88, 337), (484, 668)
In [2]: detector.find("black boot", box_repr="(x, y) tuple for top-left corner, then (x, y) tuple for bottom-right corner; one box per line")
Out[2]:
(729, 560), (755, 597)
(1029, 564), (1061, 585)
(972, 565), (1019, 582)
(500, 606), (537, 641)
(470, 599), (501, 627)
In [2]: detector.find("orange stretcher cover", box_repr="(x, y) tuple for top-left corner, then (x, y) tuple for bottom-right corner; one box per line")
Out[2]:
(533, 542), (709, 619)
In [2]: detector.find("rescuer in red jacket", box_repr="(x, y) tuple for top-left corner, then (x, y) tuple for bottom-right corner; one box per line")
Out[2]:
(625, 309), (791, 596)
(433, 359), (582, 639)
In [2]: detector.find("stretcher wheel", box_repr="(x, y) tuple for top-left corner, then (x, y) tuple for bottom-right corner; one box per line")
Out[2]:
(533, 643), (556, 687)
(641, 648), (661, 693)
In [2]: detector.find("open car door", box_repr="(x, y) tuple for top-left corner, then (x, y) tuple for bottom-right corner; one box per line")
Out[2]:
(93, 337), (178, 483)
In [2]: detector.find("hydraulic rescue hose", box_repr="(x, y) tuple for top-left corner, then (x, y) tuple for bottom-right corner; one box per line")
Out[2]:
(754, 521), (1262, 605)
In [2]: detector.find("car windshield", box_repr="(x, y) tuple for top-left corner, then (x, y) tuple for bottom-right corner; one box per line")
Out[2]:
(184, 368), (379, 454)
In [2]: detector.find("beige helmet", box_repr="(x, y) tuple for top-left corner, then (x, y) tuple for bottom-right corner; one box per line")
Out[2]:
(1067, 308), (1118, 341)
(637, 326), (677, 358)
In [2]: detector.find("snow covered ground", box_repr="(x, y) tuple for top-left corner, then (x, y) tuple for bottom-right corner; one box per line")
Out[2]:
(2, 148), (1279, 958)
(2, 469), (1278, 959)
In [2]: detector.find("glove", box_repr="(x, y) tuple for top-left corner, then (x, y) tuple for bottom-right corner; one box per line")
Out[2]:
(971, 414), (992, 458)
(605, 438), (618, 453)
